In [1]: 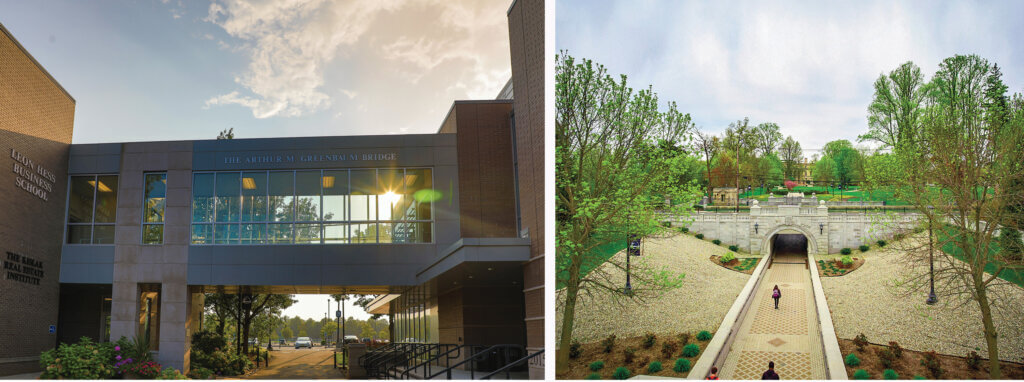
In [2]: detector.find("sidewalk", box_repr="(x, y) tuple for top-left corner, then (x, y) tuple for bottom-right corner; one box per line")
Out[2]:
(718, 254), (826, 379)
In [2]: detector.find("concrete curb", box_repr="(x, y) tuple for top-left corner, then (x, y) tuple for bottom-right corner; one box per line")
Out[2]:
(808, 252), (848, 380)
(688, 254), (773, 379)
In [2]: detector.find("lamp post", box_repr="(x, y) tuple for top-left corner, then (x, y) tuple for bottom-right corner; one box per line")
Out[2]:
(927, 224), (937, 305)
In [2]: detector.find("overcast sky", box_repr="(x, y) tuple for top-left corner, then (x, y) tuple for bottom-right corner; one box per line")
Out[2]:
(556, 0), (1024, 154)
(282, 294), (374, 322)
(0, 0), (511, 144)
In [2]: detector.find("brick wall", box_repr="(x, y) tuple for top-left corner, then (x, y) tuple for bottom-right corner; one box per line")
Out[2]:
(0, 23), (75, 376)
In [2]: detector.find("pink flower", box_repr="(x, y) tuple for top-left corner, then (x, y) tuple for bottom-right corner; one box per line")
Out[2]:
(115, 346), (121, 351)
(116, 355), (122, 360)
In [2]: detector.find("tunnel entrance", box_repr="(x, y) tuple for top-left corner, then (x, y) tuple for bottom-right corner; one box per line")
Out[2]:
(771, 234), (808, 266)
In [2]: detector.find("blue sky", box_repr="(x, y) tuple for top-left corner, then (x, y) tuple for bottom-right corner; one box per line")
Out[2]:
(556, 0), (1024, 155)
(0, 0), (512, 144)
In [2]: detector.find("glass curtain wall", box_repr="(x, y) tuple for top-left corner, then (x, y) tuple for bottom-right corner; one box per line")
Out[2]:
(66, 175), (119, 244)
(191, 168), (433, 245)
(391, 284), (438, 343)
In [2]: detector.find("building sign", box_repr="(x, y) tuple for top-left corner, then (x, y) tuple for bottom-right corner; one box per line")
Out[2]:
(3, 251), (45, 286)
(222, 152), (398, 166)
(10, 148), (56, 201)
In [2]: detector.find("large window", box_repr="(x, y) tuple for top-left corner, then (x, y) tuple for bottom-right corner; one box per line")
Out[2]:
(143, 173), (167, 244)
(66, 175), (119, 244)
(191, 168), (433, 245)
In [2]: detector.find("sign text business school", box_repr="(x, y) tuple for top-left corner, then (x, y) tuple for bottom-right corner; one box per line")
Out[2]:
(223, 152), (398, 165)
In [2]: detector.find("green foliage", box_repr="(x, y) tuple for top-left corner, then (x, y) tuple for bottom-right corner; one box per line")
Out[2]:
(877, 240), (887, 247)
(966, 350), (982, 370)
(642, 332), (656, 349)
(589, 361), (605, 371)
(720, 252), (736, 263)
(39, 337), (118, 379)
(912, 375), (926, 380)
(680, 227), (689, 233)
(569, 340), (583, 359)
(681, 343), (700, 357)
(696, 233), (704, 239)
(877, 348), (896, 369)
(853, 333), (869, 351)
(840, 248), (852, 255)
(999, 227), (1023, 261)
(156, 368), (188, 380)
(920, 351), (943, 378)
(192, 330), (228, 354)
(728, 245), (739, 252)
(844, 353), (861, 367)
(612, 367), (631, 380)
(586, 373), (602, 380)
(672, 358), (691, 373)
(771, 189), (789, 196)
(859, 245), (870, 252)
(601, 334), (616, 353)
(648, 361), (663, 373)
(662, 221), (672, 228)
(712, 239), (721, 245)
(190, 331), (252, 376)
(696, 331), (712, 341)
(188, 367), (214, 379)
(841, 255), (854, 267)
(883, 369), (899, 380)
(853, 369), (870, 380)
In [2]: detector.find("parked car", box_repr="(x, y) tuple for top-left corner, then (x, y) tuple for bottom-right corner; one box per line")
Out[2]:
(248, 338), (260, 347)
(295, 337), (312, 349)
(343, 335), (360, 344)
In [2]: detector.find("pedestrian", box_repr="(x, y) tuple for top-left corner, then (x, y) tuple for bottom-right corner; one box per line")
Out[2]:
(772, 285), (781, 309)
(762, 361), (780, 380)
(706, 366), (719, 380)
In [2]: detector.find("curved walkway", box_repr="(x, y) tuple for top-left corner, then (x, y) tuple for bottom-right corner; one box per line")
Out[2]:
(719, 253), (826, 380)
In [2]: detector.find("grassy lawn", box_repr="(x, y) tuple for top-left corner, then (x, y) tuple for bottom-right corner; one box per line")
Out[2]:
(937, 225), (1023, 287)
(556, 236), (628, 289)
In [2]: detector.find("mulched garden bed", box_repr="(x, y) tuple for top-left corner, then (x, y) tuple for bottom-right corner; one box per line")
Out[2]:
(839, 338), (1024, 379)
(816, 257), (865, 276)
(558, 332), (713, 380)
(709, 255), (761, 274)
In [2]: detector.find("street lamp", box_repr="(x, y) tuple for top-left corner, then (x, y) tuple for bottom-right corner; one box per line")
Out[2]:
(927, 226), (937, 305)
(754, 223), (759, 234)
(624, 233), (640, 295)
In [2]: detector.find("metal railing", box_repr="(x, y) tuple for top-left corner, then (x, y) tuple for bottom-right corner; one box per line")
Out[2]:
(383, 343), (458, 379)
(400, 344), (478, 380)
(428, 344), (525, 380)
(480, 349), (542, 380)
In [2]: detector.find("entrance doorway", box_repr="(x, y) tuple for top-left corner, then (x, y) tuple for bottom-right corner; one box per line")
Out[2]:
(771, 234), (809, 265)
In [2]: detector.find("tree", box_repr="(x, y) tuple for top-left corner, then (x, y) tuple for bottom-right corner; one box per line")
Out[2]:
(360, 323), (376, 339)
(861, 61), (926, 149)
(695, 130), (720, 198)
(237, 294), (296, 354)
(752, 122), (783, 157)
(723, 118), (756, 202)
(555, 54), (694, 373)
(822, 140), (860, 186)
(217, 128), (235, 140)
(887, 55), (1024, 378)
(281, 327), (294, 340)
(779, 136), (803, 180)
(812, 155), (835, 185)
(378, 329), (389, 340)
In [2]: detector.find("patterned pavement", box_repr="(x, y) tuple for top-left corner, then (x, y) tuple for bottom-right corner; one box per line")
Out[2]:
(719, 253), (826, 380)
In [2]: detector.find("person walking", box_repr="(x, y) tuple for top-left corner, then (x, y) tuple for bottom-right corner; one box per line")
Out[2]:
(772, 285), (781, 309)
(762, 361), (780, 380)
(706, 366), (720, 380)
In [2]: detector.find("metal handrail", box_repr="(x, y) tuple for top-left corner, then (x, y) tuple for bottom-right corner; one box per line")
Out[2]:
(428, 344), (525, 380)
(480, 349), (543, 380)
(382, 343), (445, 379)
(400, 344), (477, 380)
(361, 343), (412, 376)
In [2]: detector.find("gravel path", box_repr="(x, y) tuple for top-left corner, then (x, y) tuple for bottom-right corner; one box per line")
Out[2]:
(821, 239), (1024, 362)
(557, 233), (752, 343)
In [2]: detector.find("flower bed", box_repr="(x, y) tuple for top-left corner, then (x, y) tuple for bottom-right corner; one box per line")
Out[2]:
(839, 338), (1024, 379)
(817, 257), (865, 276)
(710, 255), (761, 274)
(558, 332), (714, 379)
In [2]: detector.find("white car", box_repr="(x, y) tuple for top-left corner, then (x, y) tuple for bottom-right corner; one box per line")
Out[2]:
(295, 337), (312, 349)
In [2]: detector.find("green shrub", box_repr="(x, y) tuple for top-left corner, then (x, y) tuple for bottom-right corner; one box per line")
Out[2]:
(601, 334), (616, 353)
(681, 343), (700, 357)
(189, 331), (252, 376)
(841, 255), (854, 266)
(585, 373), (601, 380)
(156, 367), (188, 380)
(681, 227), (689, 233)
(612, 367), (631, 380)
(877, 348), (896, 368)
(728, 245), (739, 251)
(877, 240), (887, 247)
(648, 361), (662, 373)
(888, 341), (903, 358)
(569, 340), (583, 359)
(672, 358), (691, 373)
(187, 366), (214, 379)
(844, 353), (861, 367)
(191, 330), (228, 355)
(859, 245), (870, 252)
(590, 361), (605, 371)
(912, 375), (925, 380)
(662, 221), (672, 228)
(883, 369), (899, 380)
(966, 350), (981, 370)
(853, 333), (869, 351)
(677, 332), (691, 345)
(840, 247), (852, 255)
(623, 347), (637, 364)
(642, 332), (656, 349)
(660, 340), (678, 359)
(696, 331), (712, 341)
(920, 351), (943, 378)
(712, 239), (722, 245)
(853, 369), (870, 380)
(720, 252), (736, 263)
(772, 189), (789, 196)
(696, 233), (704, 239)
(39, 336), (118, 379)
